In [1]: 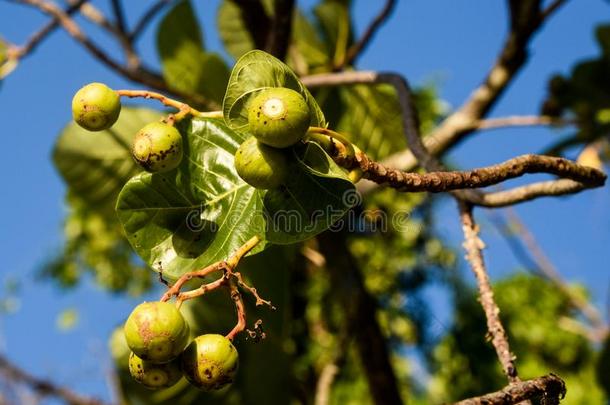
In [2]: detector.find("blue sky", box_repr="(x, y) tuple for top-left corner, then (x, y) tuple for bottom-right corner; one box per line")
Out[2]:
(0, 0), (609, 402)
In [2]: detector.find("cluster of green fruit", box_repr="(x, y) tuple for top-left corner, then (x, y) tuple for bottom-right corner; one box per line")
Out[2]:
(72, 83), (184, 173)
(234, 87), (312, 189)
(123, 301), (239, 391)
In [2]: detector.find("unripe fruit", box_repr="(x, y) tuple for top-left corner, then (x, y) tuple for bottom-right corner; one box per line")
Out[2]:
(124, 301), (190, 363)
(72, 83), (121, 131)
(247, 87), (311, 148)
(234, 136), (288, 189)
(132, 122), (183, 172)
(181, 334), (238, 391)
(128, 352), (182, 390)
(109, 326), (130, 370)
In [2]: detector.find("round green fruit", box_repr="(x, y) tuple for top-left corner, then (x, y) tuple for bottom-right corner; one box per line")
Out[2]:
(132, 122), (183, 172)
(235, 136), (288, 189)
(109, 325), (130, 370)
(124, 301), (190, 363)
(72, 82), (121, 131)
(247, 87), (311, 148)
(129, 352), (182, 390)
(181, 334), (238, 391)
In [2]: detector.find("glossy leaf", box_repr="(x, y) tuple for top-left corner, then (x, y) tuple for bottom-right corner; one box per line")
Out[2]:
(116, 117), (354, 279)
(157, 0), (230, 104)
(223, 50), (326, 131)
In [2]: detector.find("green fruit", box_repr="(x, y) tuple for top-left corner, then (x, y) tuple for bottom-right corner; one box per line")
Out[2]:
(129, 352), (182, 390)
(124, 301), (190, 363)
(235, 136), (288, 189)
(181, 334), (238, 391)
(132, 122), (183, 172)
(247, 87), (311, 148)
(109, 325), (130, 370)
(71, 82), (121, 131)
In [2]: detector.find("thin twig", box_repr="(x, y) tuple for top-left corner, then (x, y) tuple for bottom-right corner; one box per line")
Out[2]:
(541, 0), (568, 20)
(109, 0), (127, 35)
(335, 0), (397, 70)
(0, 355), (108, 405)
(452, 374), (566, 405)
(129, 0), (172, 41)
(477, 115), (575, 130)
(490, 208), (608, 338)
(458, 201), (520, 383)
(9, 0), (88, 59)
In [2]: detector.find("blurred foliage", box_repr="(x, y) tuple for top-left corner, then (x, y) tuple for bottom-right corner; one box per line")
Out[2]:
(428, 273), (606, 404)
(542, 23), (610, 160)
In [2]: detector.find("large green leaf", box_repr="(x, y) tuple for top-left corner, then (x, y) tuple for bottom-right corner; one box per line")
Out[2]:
(116, 118), (354, 280)
(288, 11), (331, 74)
(217, 0), (255, 60)
(223, 50), (326, 131)
(53, 107), (162, 210)
(314, 0), (353, 65)
(157, 0), (230, 105)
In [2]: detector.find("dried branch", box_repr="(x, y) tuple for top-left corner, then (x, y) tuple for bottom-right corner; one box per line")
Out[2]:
(335, 0), (397, 70)
(458, 201), (520, 383)
(0, 355), (108, 405)
(130, 0), (172, 41)
(452, 374), (566, 405)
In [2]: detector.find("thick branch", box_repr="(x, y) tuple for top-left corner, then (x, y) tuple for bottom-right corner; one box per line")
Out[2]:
(335, 0), (397, 69)
(318, 231), (403, 405)
(458, 202), (520, 383)
(267, 0), (295, 60)
(452, 374), (566, 405)
(477, 115), (574, 130)
(0, 355), (108, 405)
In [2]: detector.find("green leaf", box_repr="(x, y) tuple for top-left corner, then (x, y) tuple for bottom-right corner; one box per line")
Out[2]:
(53, 107), (162, 210)
(314, 0), (353, 65)
(217, 0), (256, 60)
(157, 0), (230, 104)
(56, 308), (79, 331)
(223, 50), (326, 131)
(336, 85), (406, 161)
(288, 11), (331, 74)
(116, 118), (354, 280)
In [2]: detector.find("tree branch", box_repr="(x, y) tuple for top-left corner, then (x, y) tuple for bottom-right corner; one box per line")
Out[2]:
(335, 0), (397, 70)
(0, 355), (108, 405)
(452, 374), (566, 405)
(10, 0), (212, 108)
(8, 0), (87, 60)
(267, 0), (295, 60)
(232, 0), (272, 51)
(458, 202), (521, 383)
(304, 0), (569, 183)
(318, 231), (403, 405)
(477, 115), (575, 130)
(129, 0), (172, 41)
